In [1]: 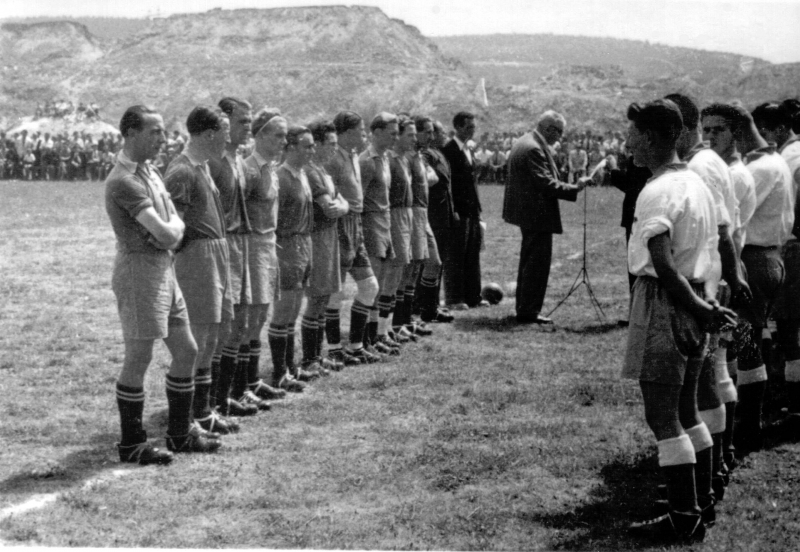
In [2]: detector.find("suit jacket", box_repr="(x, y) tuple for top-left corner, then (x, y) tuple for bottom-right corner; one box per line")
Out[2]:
(502, 130), (578, 234)
(442, 138), (482, 219)
(422, 146), (457, 229)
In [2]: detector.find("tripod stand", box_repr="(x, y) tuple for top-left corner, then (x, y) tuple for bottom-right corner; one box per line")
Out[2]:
(547, 181), (607, 323)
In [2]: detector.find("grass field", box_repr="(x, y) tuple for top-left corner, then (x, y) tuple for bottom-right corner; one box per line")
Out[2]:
(0, 180), (798, 550)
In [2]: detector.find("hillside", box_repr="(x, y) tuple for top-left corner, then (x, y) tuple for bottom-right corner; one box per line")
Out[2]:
(0, 7), (487, 132)
(1, 10), (799, 135)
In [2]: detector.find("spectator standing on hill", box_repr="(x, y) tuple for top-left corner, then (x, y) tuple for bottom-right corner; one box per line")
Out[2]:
(105, 105), (196, 466)
(568, 143), (587, 183)
(502, 110), (588, 325)
(441, 111), (485, 309)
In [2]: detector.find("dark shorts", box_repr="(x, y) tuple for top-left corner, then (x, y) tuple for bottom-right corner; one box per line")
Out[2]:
(410, 206), (429, 261)
(175, 238), (233, 325)
(622, 276), (709, 385)
(112, 251), (189, 340)
(740, 245), (784, 326)
(308, 226), (341, 297)
(247, 233), (279, 305)
(227, 233), (251, 306)
(775, 240), (800, 320)
(362, 209), (394, 260)
(338, 212), (373, 282)
(277, 234), (312, 291)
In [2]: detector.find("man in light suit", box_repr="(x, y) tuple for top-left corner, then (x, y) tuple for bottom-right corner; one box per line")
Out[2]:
(503, 110), (588, 324)
(441, 111), (485, 309)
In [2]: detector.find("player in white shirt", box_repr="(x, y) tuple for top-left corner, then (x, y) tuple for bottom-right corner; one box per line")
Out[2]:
(622, 100), (735, 544)
(752, 101), (800, 440)
(700, 102), (758, 475)
(666, 93), (750, 509)
(730, 103), (794, 453)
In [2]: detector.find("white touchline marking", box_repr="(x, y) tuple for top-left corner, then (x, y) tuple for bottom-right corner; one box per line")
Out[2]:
(0, 468), (134, 535)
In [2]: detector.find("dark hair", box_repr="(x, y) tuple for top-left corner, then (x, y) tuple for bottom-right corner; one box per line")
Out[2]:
(700, 103), (742, 129)
(218, 97), (252, 117)
(780, 99), (800, 133)
(664, 93), (699, 130)
(370, 112), (398, 132)
(398, 115), (416, 133)
(308, 120), (336, 144)
(752, 102), (792, 131)
(119, 105), (159, 137)
(452, 111), (475, 130)
(251, 108), (283, 137)
(186, 106), (225, 136)
(413, 115), (433, 132)
(333, 111), (362, 135)
(627, 100), (684, 144)
(286, 125), (311, 148)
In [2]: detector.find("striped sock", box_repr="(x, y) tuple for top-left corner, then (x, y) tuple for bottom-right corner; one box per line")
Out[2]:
(392, 289), (405, 327)
(377, 295), (392, 336)
(215, 345), (239, 410)
(325, 308), (341, 350)
(301, 315), (318, 363)
(349, 300), (370, 350)
(316, 314), (326, 359)
(232, 343), (251, 400)
(268, 324), (287, 385)
(116, 383), (145, 446)
(286, 326), (296, 373)
(192, 366), (213, 420)
(247, 340), (262, 387)
(404, 286), (415, 325)
(165, 375), (194, 437)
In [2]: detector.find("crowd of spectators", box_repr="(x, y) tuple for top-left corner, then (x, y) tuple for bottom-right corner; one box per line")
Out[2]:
(469, 129), (626, 184)
(0, 128), (191, 182)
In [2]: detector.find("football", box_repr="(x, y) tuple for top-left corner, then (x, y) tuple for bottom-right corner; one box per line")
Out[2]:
(481, 282), (504, 305)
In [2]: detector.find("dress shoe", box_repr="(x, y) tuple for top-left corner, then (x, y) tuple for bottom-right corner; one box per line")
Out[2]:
(516, 314), (554, 325)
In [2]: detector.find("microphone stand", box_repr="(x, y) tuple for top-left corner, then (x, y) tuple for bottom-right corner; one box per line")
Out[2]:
(547, 162), (607, 323)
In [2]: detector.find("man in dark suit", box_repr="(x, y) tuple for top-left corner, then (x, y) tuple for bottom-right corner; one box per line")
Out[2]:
(441, 111), (486, 309)
(418, 120), (457, 322)
(503, 110), (588, 324)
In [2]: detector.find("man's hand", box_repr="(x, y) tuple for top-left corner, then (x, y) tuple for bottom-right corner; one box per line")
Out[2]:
(698, 297), (738, 332)
(576, 176), (592, 191)
(605, 154), (618, 171)
(731, 276), (753, 306)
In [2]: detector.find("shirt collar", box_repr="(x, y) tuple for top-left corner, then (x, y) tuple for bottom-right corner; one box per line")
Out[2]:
(367, 144), (384, 159)
(647, 162), (688, 182)
(683, 141), (707, 163)
(281, 162), (304, 179)
(745, 143), (777, 164)
(780, 135), (800, 154)
(182, 148), (205, 168)
(338, 144), (354, 157)
(252, 150), (274, 169)
(453, 136), (467, 151)
(116, 150), (139, 174)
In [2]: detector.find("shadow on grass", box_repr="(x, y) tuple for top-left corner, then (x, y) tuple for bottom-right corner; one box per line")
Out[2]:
(519, 450), (670, 551)
(453, 314), (559, 333)
(0, 431), (120, 498)
(561, 322), (622, 335)
(0, 409), (169, 499)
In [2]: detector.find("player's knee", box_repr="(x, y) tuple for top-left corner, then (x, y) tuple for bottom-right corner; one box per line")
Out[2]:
(356, 275), (379, 305)
(328, 291), (345, 309)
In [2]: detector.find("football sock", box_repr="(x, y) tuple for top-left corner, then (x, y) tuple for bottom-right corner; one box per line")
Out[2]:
(349, 300), (370, 350)
(116, 383), (145, 446)
(301, 315), (318, 363)
(231, 343), (251, 400)
(247, 339), (262, 387)
(286, 326), (296, 373)
(165, 375), (194, 437)
(267, 325), (287, 386)
(191, 366), (213, 420)
(325, 308), (341, 350)
(686, 423), (714, 508)
(316, 314), (326, 359)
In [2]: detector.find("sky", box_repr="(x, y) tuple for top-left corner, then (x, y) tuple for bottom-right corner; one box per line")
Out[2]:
(4, 0), (800, 64)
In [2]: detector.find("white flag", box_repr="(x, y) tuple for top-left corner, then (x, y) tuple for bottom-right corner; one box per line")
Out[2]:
(474, 78), (488, 107)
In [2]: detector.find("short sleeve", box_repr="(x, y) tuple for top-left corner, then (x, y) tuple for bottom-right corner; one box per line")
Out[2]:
(637, 182), (683, 245)
(108, 175), (153, 219)
(307, 168), (330, 199)
(164, 164), (194, 210)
